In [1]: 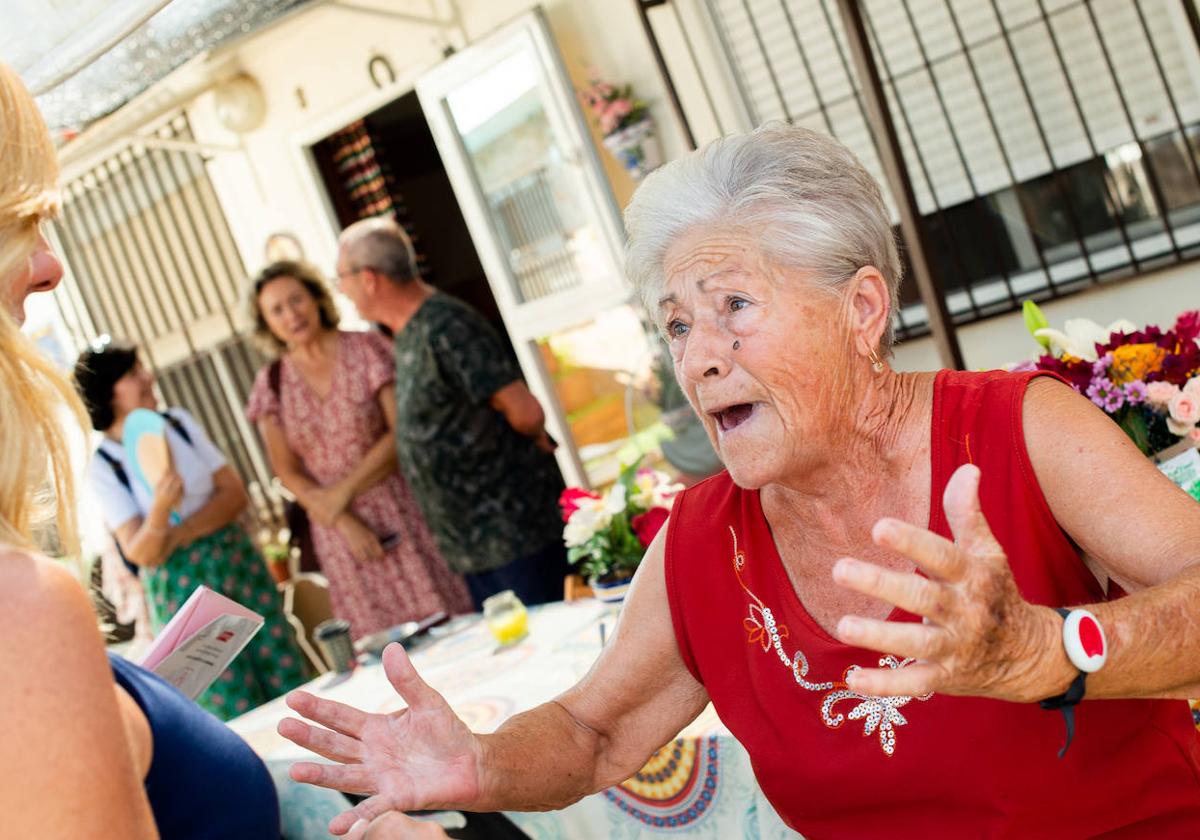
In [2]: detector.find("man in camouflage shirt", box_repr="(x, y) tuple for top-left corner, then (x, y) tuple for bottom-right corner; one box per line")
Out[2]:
(336, 218), (566, 608)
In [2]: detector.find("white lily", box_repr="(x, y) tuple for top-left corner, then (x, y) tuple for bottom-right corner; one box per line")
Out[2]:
(602, 482), (627, 516)
(564, 503), (611, 547)
(1034, 317), (1137, 362)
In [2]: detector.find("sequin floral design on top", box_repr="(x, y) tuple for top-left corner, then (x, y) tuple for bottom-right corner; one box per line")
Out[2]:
(731, 526), (931, 756)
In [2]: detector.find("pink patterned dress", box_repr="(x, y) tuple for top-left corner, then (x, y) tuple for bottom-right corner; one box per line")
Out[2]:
(247, 330), (471, 637)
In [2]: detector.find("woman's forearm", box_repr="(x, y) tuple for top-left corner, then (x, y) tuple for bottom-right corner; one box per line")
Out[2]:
(1021, 564), (1200, 702)
(472, 700), (611, 812)
(333, 435), (398, 505)
(122, 512), (175, 568)
(1087, 563), (1200, 699)
(176, 484), (247, 545)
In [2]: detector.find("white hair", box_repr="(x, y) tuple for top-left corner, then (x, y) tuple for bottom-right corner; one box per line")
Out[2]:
(624, 124), (903, 351)
(339, 216), (419, 283)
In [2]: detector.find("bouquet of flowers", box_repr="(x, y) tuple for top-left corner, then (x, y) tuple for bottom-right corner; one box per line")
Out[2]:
(578, 74), (661, 180)
(559, 457), (682, 582)
(1016, 302), (1200, 455)
(579, 76), (649, 137)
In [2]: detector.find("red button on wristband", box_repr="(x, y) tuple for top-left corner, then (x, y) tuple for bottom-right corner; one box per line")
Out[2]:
(1062, 608), (1107, 674)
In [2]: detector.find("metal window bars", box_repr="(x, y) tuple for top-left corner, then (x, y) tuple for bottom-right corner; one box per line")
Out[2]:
(640, 0), (1200, 352)
(50, 113), (282, 532)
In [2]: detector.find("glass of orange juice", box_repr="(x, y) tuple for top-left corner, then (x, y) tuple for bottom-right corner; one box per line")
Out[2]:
(483, 590), (528, 647)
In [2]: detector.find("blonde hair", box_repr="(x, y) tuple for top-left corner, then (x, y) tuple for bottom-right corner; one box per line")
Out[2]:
(0, 62), (86, 555)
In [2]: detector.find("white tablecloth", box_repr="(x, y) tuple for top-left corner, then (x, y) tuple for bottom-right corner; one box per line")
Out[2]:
(230, 599), (793, 838)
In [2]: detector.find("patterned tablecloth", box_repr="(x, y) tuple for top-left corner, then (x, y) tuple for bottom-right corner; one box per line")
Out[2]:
(229, 599), (794, 839)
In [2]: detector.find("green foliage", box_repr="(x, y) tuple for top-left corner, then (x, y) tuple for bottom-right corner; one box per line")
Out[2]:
(1023, 300), (1050, 349)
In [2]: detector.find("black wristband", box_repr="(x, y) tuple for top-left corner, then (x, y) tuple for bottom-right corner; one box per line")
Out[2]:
(1038, 607), (1087, 759)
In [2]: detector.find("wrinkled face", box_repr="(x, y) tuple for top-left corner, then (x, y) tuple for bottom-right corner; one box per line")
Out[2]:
(111, 359), (156, 421)
(659, 227), (852, 488)
(258, 275), (323, 347)
(5, 231), (63, 325)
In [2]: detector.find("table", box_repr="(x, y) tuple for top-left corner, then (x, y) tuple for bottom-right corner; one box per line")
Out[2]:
(229, 599), (794, 839)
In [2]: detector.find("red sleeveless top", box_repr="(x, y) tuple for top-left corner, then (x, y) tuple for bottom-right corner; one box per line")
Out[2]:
(665, 370), (1200, 837)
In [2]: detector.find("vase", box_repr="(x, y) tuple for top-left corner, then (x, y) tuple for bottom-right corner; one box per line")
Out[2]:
(588, 574), (634, 604)
(266, 559), (292, 585)
(602, 118), (663, 181)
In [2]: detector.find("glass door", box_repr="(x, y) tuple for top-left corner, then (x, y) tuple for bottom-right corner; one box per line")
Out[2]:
(417, 9), (659, 488)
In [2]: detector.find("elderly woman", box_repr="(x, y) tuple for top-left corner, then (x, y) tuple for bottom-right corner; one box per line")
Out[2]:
(246, 262), (470, 638)
(280, 126), (1200, 835)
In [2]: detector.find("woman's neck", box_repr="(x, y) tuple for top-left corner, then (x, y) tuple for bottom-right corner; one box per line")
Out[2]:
(762, 370), (935, 537)
(105, 415), (127, 443)
(288, 328), (337, 364)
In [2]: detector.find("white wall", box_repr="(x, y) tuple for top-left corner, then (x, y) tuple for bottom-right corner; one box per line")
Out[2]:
(186, 0), (693, 284)
(891, 258), (1200, 373)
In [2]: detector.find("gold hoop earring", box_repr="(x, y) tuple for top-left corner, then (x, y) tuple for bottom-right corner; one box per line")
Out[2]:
(868, 347), (885, 374)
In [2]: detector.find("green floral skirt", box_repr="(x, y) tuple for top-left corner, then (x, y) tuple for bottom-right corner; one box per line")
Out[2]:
(143, 523), (307, 720)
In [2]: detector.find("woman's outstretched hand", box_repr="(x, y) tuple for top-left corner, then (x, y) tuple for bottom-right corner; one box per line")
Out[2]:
(278, 644), (485, 836)
(831, 464), (1067, 703)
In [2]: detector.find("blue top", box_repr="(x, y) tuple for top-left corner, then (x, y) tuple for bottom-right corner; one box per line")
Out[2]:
(108, 653), (280, 839)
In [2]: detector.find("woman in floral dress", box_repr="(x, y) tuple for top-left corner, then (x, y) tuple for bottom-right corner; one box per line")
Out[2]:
(246, 261), (470, 638)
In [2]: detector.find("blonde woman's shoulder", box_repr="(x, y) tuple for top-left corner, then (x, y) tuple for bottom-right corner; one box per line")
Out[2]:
(0, 545), (105, 664)
(0, 544), (159, 837)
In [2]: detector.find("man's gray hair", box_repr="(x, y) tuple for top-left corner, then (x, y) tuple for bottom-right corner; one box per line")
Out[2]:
(624, 124), (903, 351)
(339, 216), (420, 283)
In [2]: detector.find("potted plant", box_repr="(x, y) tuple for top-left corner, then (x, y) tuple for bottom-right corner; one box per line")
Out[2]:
(258, 526), (293, 585)
(1015, 303), (1200, 499)
(559, 458), (682, 602)
(579, 75), (662, 181)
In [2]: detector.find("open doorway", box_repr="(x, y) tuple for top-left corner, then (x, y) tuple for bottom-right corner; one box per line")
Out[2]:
(308, 89), (512, 353)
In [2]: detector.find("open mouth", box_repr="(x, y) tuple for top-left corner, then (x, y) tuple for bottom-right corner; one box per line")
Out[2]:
(712, 403), (755, 432)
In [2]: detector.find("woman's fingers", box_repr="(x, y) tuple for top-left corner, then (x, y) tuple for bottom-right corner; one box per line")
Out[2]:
(844, 661), (943, 698)
(289, 760), (380, 795)
(871, 518), (967, 582)
(285, 690), (369, 738)
(330, 795), (403, 836)
(832, 558), (952, 621)
(942, 464), (1003, 557)
(835, 614), (947, 662)
(277, 717), (364, 764)
(382, 643), (446, 713)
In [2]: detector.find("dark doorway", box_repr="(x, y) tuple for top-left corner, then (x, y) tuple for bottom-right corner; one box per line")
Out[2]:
(310, 90), (507, 340)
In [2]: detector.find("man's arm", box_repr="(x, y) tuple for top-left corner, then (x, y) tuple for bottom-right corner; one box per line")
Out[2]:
(490, 381), (556, 452)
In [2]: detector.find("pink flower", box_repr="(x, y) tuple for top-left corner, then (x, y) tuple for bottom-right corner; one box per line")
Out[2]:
(1169, 390), (1200, 426)
(631, 507), (669, 547)
(1190, 427), (1200, 442)
(559, 487), (600, 523)
(1145, 380), (1180, 407)
(1185, 376), (1200, 398)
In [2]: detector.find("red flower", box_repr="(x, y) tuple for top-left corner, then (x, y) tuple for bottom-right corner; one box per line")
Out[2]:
(1035, 354), (1092, 392)
(631, 507), (670, 547)
(1174, 310), (1200, 345)
(559, 487), (600, 523)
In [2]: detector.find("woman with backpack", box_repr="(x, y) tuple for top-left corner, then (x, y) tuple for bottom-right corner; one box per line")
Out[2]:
(74, 340), (306, 720)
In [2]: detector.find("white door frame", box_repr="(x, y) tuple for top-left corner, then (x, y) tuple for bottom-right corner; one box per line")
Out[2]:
(416, 8), (632, 488)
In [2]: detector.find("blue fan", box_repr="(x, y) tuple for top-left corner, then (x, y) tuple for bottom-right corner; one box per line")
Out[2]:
(122, 408), (180, 525)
